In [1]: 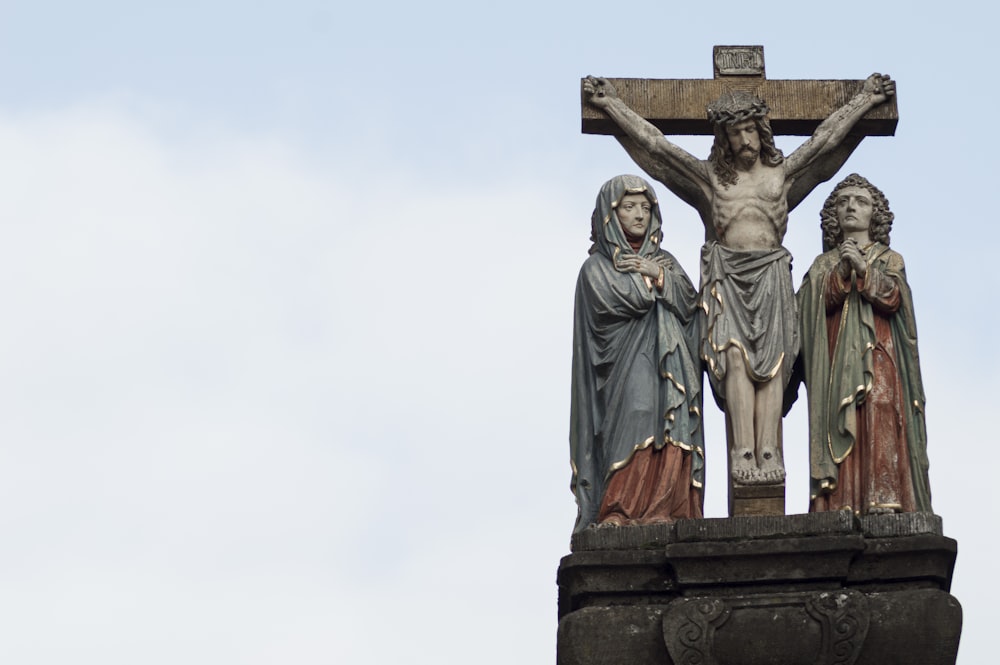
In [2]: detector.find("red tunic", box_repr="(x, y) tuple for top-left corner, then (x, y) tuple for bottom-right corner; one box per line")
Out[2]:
(810, 268), (917, 514)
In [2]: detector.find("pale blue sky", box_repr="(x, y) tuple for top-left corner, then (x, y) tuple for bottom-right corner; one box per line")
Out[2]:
(0, 1), (993, 663)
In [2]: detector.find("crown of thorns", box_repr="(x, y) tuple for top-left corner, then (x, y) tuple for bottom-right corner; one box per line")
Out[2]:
(706, 90), (770, 125)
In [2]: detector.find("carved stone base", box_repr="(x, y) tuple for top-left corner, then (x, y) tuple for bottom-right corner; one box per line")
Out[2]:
(558, 513), (961, 665)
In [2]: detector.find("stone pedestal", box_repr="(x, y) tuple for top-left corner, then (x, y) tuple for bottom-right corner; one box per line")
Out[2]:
(730, 482), (785, 516)
(557, 512), (961, 665)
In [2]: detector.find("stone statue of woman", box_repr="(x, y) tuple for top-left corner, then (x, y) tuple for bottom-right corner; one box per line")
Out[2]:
(570, 174), (705, 532)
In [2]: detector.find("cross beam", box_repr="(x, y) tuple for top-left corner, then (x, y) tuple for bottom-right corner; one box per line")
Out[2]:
(581, 46), (898, 136)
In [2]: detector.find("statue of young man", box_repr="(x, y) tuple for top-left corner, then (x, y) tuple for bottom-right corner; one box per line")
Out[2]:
(582, 73), (895, 485)
(798, 174), (931, 515)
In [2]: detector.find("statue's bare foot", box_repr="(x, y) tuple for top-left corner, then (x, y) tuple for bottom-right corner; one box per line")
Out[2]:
(757, 448), (786, 484)
(737, 468), (778, 485)
(731, 449), (758, 484)
(597, 515), (626, 528)
(866, 506), (897, 516)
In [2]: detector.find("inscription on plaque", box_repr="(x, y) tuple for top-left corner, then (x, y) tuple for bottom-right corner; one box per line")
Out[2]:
(714, 45), (765, 77)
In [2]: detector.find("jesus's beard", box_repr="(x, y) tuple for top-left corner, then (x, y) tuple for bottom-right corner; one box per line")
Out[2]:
(735, 147), (759, 169)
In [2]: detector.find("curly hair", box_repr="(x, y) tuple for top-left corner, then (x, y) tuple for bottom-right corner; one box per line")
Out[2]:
(819, 173), (893, 252)
(708, 116), (784, 187)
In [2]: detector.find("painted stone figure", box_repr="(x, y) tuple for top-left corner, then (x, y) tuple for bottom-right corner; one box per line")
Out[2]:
(570, 175), (704, 532)
(581, 74), (896, 487)
(799, 174), (931, 515)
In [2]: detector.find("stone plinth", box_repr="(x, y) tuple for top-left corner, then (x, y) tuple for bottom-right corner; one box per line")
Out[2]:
(557, 512), (961, 665)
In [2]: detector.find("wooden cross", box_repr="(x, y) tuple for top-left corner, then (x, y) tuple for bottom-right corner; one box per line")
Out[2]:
(581, 45), (897, 137)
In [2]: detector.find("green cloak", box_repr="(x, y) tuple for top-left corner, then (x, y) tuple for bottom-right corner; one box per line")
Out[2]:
(798, 243), (931, 509)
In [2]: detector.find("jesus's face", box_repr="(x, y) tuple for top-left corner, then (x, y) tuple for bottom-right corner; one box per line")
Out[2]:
(616, 193), (652, 242)
(725, 119), (760, 168)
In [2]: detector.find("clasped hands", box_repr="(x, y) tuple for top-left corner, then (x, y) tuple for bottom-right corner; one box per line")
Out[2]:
(837, 238), (868, 280)
(619, 254), (670, 280)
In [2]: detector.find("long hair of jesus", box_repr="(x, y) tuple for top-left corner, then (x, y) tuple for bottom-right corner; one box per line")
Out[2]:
(708, 116), (784, 188)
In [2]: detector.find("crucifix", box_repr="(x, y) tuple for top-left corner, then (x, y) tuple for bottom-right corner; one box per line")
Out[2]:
(580, 46), (898, 517)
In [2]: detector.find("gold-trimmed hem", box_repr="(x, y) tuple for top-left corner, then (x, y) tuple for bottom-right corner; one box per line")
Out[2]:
(700, 281), (786, 383)
(605, 435), (705, 481)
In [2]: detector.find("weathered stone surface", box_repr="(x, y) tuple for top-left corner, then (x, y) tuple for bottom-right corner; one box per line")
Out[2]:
(558, 589), (960, 665)
(557, 606), (670, 665)
(847, 534), (957, 590)
(570, 511), (859, 552)
(570, 521), (676, 552)
(859, 511), (942, 537)
(662, 591), (871, 665)
(857, 589), (962, 665)
(675, 511), (856, 542)
(557, 513), (961, 664)
(557, 549), (676, 619)
(665, 534), (865, 588)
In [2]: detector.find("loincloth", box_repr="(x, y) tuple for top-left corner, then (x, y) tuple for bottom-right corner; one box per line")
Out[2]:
(699, 242), (799, 393)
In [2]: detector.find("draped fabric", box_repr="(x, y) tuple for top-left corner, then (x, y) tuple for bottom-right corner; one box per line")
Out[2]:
(699, 241), (799, 407)
(799, 243), (931, 513)
(570, 175), (705, 533)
